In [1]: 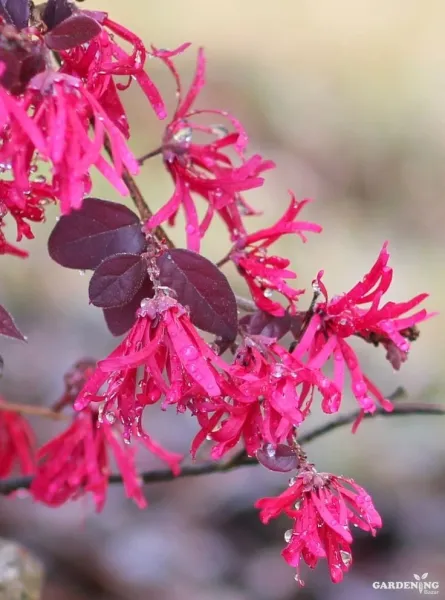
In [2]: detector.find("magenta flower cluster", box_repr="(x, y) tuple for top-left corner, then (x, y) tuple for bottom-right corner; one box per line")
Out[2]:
(0, 0), (433, 586)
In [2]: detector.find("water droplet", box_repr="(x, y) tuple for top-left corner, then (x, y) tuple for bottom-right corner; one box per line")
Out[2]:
(105, 412), (116, 424)
(284, 529), (293, 543)
(340, 550), (352, 566)
(183, 345), (199, 360)
(78, 270), (86, 276)
(265, 443), (275, 458)
(211, 124), (229, 138)
(263, 288), (273, 298)
(173, 126), (192, 145)
(312, 280), (321, 294)
(289, 476), (297, 487)
(271, 364), (285, 379)
(352, 380), (367, 397)
(294, 499), (302, 510)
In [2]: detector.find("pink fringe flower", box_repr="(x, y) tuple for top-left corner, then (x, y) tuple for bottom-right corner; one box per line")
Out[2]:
(27, 70), (139, 213)
(74, 293), (232, 468)
(31, 407), (147, 511)
(231, 194), (322, 316)
(256, 463), (382, 584)
(193, 334), (339, 459)
(0, 406), (35, 478)
(293, 243), (431, 421)
(147, 48), (275, 251)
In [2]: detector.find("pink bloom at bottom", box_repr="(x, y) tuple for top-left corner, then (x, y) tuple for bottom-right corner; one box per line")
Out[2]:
(0, 408), (35, 478)
(31, 408), (147, 511)
(255, 464), (382, 584)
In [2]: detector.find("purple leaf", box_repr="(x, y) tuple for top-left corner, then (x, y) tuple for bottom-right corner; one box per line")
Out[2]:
(256, 444), (300, 473)
(0, 43), (46, 96)
(240, 310), (292, 340)
(89, 253), (146, 309)
(0, 305), (26, 341)
(44, 13), (101, 50)
(48, 198), (145, 270)
(0, 0), (29, 29)
(103, 280), (154, 336)
(42, 0), (75, 30)
(158, 249), (238, 340)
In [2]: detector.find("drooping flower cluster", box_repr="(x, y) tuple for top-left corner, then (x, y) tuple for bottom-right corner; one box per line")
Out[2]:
(0, 2), (188, 253)
(146, 48), (275, 251)
(0, 0), (434, 589)
(0, 401), (35, 478)
(256, 461), (382, 584)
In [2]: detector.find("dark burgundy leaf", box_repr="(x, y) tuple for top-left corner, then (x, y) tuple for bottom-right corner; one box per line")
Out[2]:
(0, 305), (25, 341)
(103, 279), (154, 336)
(48, 197), (145, 270)
(89, 253), (146, 309)
(0, 0), (29, 29)
(240, 310), (292, 340)
(44, 13), (101, 50)
(0, 21), (46, 95)
(158, 249), (238, 340)
(256, 444), (300, 473)
(42, 0), (75, 30)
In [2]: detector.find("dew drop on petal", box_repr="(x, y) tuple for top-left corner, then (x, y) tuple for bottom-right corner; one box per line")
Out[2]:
(289, 476), (297, 487)
(340, 550), (352, 566)
(211, 124), (229, 138)
(265, 443), (275, 458)
(284, 529), (293, 543)
(183, 345), (199, 360)
(105, 412), (116, 424)
(263, 288), (273, 298)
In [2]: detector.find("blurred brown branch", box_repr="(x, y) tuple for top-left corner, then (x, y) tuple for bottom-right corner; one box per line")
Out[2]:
(1, 388), (443, 496)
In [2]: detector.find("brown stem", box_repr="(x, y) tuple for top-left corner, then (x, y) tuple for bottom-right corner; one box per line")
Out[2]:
(103, 138), (174, 248)
(1, 389), (443, 495)
(235, 294), (257, 313)
(0, 401), (68, 421)
(138, 147), (163, 164)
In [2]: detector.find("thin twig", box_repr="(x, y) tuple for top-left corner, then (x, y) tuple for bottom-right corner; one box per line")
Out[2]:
(138, 147), (163, 164)
(235, 294), (257, 313)
(0, 402), (68, 421)
(1, 394), (443, 495)
(103, 138), (174, 248)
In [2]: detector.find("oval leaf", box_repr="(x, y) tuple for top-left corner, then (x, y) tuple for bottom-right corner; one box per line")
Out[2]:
(158, 249), (238, 340)
(45, 14), (101, 50)
(48, 197), (145, 270)
(240, 310), (291, 340)
(42, 0), (74, 30)
(256, 444), (299, 473)
(0, 305), (26, 341)
(103, 280), (154, 336)
(89, 254), (146, 309)
(0, 0), (29, 29)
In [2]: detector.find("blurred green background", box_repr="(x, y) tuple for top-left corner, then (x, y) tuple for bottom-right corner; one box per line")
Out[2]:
(1, 1), (445, 598)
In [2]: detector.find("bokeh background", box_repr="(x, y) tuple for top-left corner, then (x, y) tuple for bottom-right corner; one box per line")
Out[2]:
(1, 0), (445, 598)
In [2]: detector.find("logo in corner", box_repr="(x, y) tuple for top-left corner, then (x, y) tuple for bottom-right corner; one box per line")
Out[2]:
(372, 573), (439, 594)
(414, 573), (429, 595)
